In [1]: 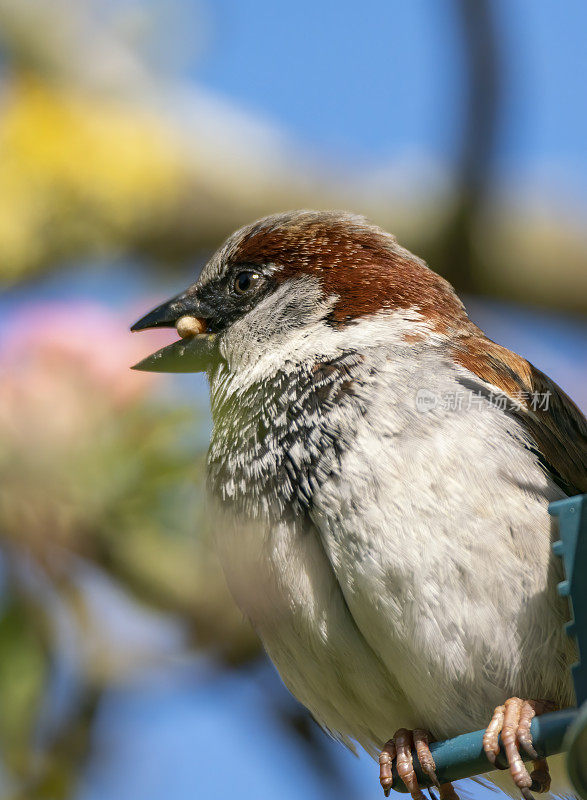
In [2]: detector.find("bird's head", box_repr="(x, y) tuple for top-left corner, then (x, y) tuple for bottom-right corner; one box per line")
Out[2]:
(131, 210), (470, 374)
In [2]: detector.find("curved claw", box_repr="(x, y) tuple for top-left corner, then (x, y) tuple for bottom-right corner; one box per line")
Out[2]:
(483, 705), (506, 767)
(378, 729), (459, 800)
(414, 729), (440, 788)
(379, 739), (396, 797)
(483, 698), (554, 797)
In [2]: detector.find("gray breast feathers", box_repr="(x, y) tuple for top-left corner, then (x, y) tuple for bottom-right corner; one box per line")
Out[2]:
(207, 350), (369, 519)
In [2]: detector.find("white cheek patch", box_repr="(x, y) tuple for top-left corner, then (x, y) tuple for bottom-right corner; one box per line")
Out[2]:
(219, 297), (437, 395)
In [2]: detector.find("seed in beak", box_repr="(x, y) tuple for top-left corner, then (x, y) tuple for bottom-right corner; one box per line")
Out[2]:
(176, 316), (206, 338)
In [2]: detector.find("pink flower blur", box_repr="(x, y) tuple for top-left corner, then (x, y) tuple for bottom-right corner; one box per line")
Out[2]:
(0, 300), (176, 447)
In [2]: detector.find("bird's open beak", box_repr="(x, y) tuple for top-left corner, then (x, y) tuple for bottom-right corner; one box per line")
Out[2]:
(130, 292), (218, 373)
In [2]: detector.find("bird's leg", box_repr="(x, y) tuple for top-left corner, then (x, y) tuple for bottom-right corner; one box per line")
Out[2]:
(378, 728), (458, 800)
(482, 698), (556, 798)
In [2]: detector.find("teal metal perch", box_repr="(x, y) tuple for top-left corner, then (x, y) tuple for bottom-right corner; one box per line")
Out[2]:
(390, 494), (587, 796)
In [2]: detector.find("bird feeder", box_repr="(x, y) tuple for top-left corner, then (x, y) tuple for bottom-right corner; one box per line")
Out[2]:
(390, 494), (587, 797)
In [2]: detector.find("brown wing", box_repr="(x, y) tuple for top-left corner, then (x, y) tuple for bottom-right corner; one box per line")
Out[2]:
(453, 334), (587, 496)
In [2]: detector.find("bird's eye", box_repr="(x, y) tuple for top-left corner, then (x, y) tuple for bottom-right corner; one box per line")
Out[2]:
(234, 271), (260, 294)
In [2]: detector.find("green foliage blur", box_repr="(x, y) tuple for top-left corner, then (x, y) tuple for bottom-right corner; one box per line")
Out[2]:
(0, 302), (260, 797)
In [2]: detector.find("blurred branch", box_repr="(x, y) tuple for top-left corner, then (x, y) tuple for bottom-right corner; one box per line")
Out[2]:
(0, 0), (585, 308)
(426, 0), (501, 291)
(455, 0), (501, 196)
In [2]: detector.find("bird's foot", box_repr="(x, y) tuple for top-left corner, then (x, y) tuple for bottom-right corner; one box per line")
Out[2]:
(482, 697), (556, 799)
(379, 728), (459, 800)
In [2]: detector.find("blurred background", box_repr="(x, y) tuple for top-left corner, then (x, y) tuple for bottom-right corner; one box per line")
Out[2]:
(0, 1), (585, 798)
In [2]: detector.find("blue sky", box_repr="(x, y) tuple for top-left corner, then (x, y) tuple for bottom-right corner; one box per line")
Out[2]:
(190, 0), (587, 199)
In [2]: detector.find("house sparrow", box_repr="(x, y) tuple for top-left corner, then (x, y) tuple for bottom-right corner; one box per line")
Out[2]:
(131, 211), (586, 798)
